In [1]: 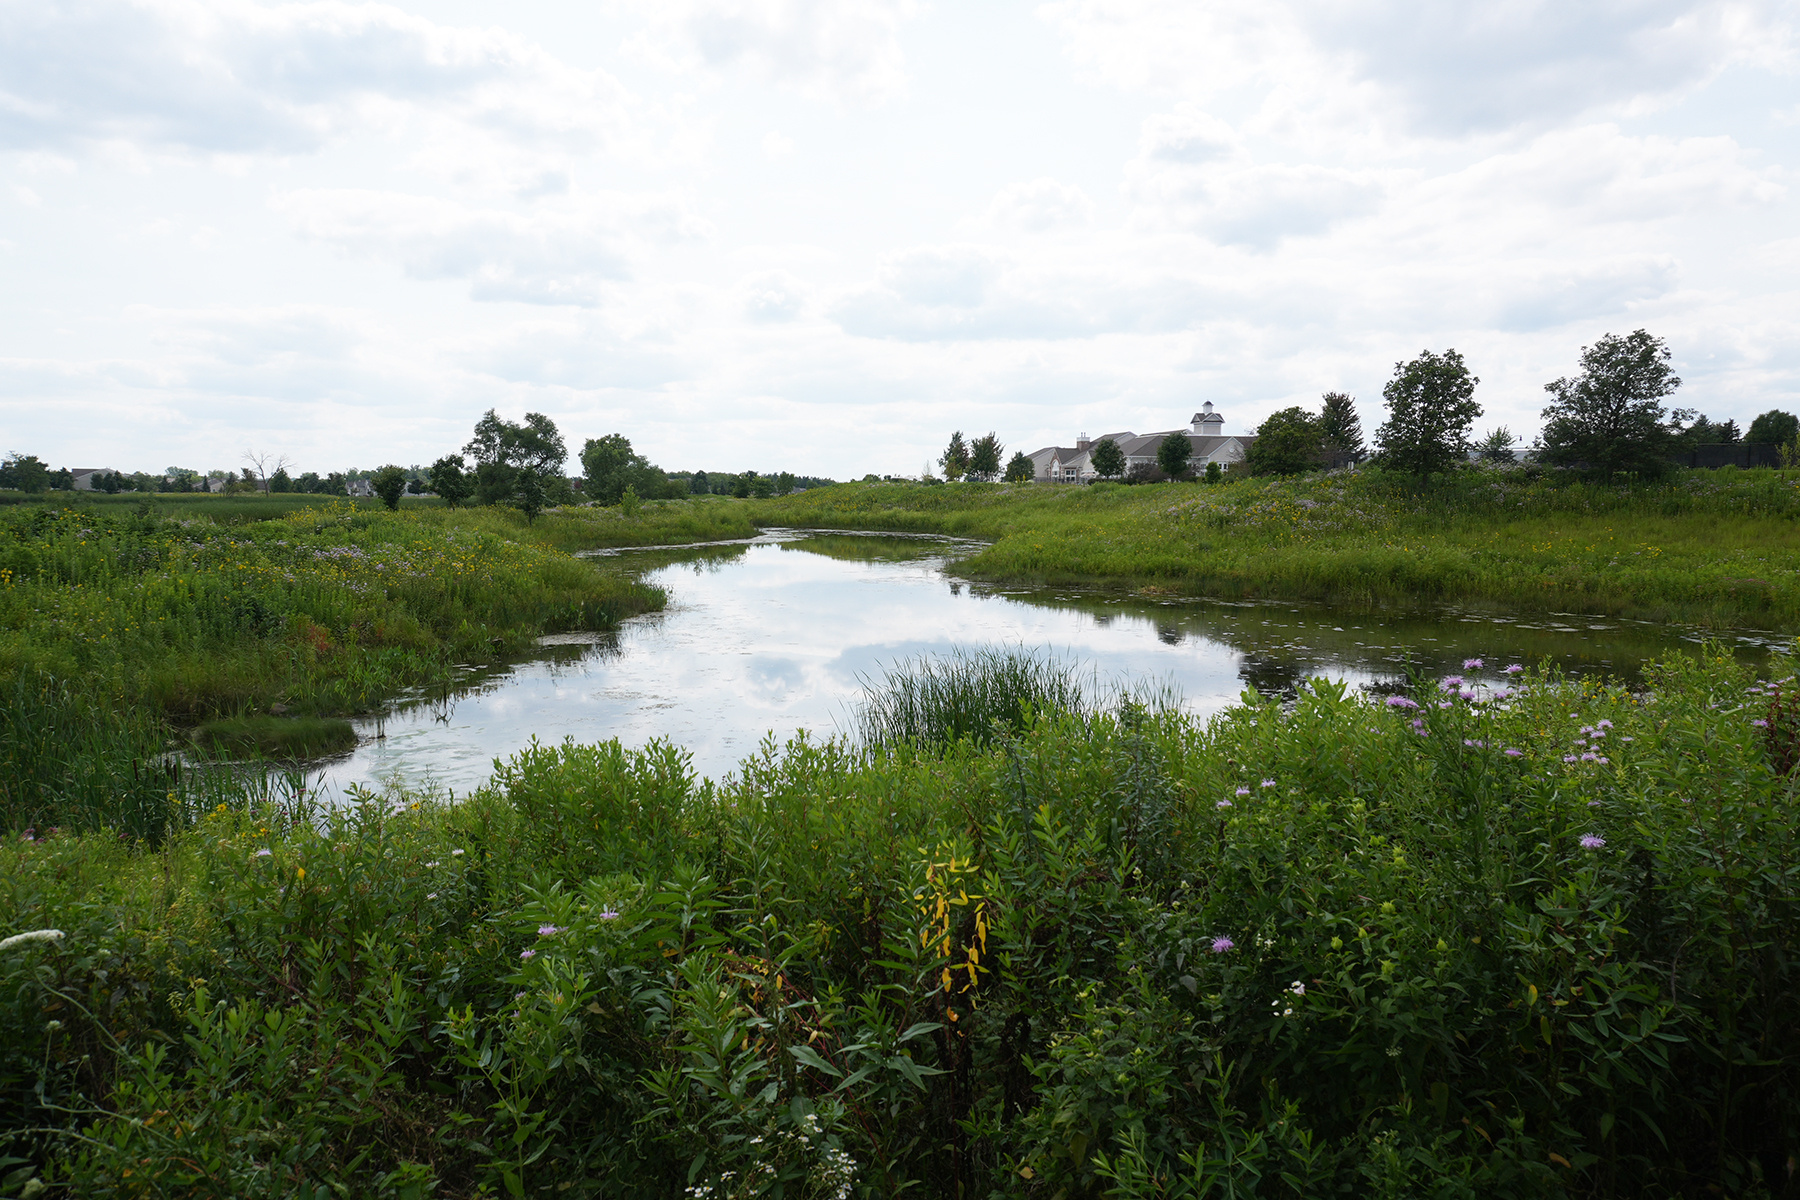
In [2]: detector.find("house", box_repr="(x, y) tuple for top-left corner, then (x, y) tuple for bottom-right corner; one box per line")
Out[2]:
(69, 468), (116, 491)
(347, 478), (374, 498)
(1028, 403), (1257, 483)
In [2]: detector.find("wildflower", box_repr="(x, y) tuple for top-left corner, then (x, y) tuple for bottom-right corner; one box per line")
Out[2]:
(1288, 980), (1305, 996)
(1411, 718), (1425, 730)
(426, 892), (438, 900)
(1753, 719), (1770, 728)
(1587, 800), (1601, 807)
(1595, 756), (1609, 764)
(254, 848), (272, 858)
(1261, 779), (1276, 788)
(1579, 834), (1605, 850)
(1385, 696), (1420, 710)
(1504, 748), (1524, 758)
(1459, 689), (1478, 701)
(1597, 719), (1613, 729)
(1441, 675), (1464, 689)
(0, 929), (65, 951)
(598, 908), (620, 921)
(1563, 754), (1579, 763)
(451, 848), (465, 856)
(1438, 701), (1452, 709)
(1216, 799), (1232, 809)
(1580, 752), (1598, 762)
(1503, 663), (1524, 674)
(520, 948), (536, 960)
(537, 924), (566, 937)
(425, 861), (439, 869)
(1463, 658), (1483, 669)
(1235, 786), (1250, 796)
(1210, 936), (1235, 953)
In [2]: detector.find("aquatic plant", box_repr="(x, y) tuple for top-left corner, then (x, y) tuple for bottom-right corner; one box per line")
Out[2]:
(852, 645), (1094, 748)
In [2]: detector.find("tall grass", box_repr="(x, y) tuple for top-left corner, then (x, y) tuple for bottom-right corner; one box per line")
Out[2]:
(3, 649), (1797, 1195)
(753, 466), (1800, 628)
(852, 646), (1094, 748)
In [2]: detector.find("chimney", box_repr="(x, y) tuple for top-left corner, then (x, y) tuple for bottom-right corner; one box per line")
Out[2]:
(1076, 431), (1090, 450)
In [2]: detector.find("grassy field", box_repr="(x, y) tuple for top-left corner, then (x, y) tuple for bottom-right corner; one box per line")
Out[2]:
(2, 648), (1795, 1196)
(751, 466), (1800, 630)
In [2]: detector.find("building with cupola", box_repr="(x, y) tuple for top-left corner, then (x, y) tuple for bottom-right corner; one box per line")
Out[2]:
(1026, 402), (1256, 483)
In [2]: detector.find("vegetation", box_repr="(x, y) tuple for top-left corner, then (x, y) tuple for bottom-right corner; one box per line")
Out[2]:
(190, 714), (358, 759)
(1003, 451), (1035, 484)
(1318, 391), (1364, 464)
(1156, 431), (1192, 480)
(1539, 331), (1683, 478)
(852, 646), (1097, 749)
(940, 432), (971, 482)
(1374, 349), (1481, 475)
(2, 648), (1796, 1196)
(1090, 438), (1125, 481)
(1245, 407), (1324, 476)
(1747, 409), (1799, 445)
(751, 466), (1800, 629)
(968, 434), (1003, 483)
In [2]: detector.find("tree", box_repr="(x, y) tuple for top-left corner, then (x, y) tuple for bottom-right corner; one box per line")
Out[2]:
(1477, 427), (1520, 463)
(1204, 461), (1223, 483)
(690, 470), (710, 495)
(1319, 392), (1364, 464)
(1375, 349), (1481, 476)
(1245, 407), (1324, 476)
(1746, 410), (1799, 445)
(1683, 414), (1739, 444)
(776, 471), (795, 495)
(1538, 330), (1681, 478)
(581, 434), (663, 505)
(968, 433), (1003, 482)
(269, 468), (293, 493)
(514, 469), (545, 522)
(1156, 431), (1193, 480)
(0, 454), (49, 493)
(939, 432), (970, 482)
(1003, 451), (1035, 483)
(371, 465), (408, 511)
(466, 409), (569, 507)
(428, 455), (473, 507)
(1090, 438), (1125, 480)
(242, 450), (291, 495)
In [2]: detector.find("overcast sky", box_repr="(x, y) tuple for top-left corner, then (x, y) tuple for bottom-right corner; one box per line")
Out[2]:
(4, 0), (1797, 478)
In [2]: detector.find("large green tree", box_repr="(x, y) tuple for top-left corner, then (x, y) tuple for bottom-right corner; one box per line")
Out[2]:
(968, 433), (1003, 482)
(1746, 410), (1799, 445)
(1245, 407), (1324, 476)
(371, 465), (408, 511)
(428, 455), (474, 507)
(1089, 438), (1125, 480)
(580, 434), (676, 505)
(1538, 330), (1681, 478)
(1156, 432), (1192, 480)
(0, 454), (49, 493)
(939, 432), (970, 482)
(465, 410), (570, 507)
(1002, 451), (1035, 483)
(1318, 392), (1364, 464)
(1375, 349), (1481, 476)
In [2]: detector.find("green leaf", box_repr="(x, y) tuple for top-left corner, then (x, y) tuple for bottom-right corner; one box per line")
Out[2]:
(789, 1044), (843, 1077)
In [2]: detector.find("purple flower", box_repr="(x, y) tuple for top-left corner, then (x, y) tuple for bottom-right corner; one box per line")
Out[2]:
(1753, 719), (1770, 728)
(1441, 676), (1464, 690)
(1261, 778), (1276, 788)
(1459, 689), (1478, 701)
(1563, 754), (1579, 763)
(1210, 936), (1235, 953)
(1217, 799), (1233, 809)
(598, 908), (620, 921)
(1587, 800), (1601, 807)
(1463, 738), (1486, 748)
(1597, 719), (1613, 729)
(520, 948), (536, 960)
(254, 848), (272, 858)
(1580, 725), (1594, 735)
(1595, 756), (1609, 765)
(1579, 834), (1605, 850)
(1503, 664), (1524, 675)
(537, 924), (566, 937)
(1236, 786), (1251, 796)
(1463, 658), (1483, 669)
(1504, 748), (1524, 757)
(1580, 752), (1598, 762)
(1492, 687), (1513, 700)
(1386, 696), (1420, 710)
(1411, 718), (1425, 730)
(1438, 701), (1453, 710)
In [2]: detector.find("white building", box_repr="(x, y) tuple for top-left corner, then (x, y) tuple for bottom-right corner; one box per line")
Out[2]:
(1027, 403), (1256, 483)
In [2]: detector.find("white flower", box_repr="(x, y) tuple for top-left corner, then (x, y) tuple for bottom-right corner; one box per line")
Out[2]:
(0, 929), (65, 951)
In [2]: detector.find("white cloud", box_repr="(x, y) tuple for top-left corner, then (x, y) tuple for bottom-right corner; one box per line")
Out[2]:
(742, 271), (808, 322)
(624, 0), (921, 101)
(0, 0), (638, 155)
(986, 179), (1095, 232)
(274, 188), (708, 305)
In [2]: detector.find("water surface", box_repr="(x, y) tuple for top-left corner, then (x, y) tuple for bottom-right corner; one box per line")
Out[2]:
(318, 530), (1781, 794)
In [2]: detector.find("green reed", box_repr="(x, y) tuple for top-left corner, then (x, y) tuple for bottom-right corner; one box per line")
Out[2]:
(852, 645), (1095, 749)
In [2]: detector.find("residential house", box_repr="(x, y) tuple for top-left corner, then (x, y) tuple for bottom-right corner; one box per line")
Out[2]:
(1028, 403), (1256, 483)
(69, 468), (116, 491)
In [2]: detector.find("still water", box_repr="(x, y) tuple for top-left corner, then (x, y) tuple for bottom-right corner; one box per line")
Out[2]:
(318, 529), (1783, 794)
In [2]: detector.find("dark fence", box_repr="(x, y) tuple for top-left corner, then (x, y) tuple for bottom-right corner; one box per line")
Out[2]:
(1675, 443), (1783, 469)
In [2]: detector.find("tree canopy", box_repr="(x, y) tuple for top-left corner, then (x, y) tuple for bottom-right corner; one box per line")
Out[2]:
(1746, 410), (1799, 446)
(1090, 438), (1125, 480)
(1156, 432), (1193, 480)
(464, 410), (570, 507)
(1375, 349), (1481, 476)
(1002, 451), (1035, 483)
(1319, 392), (1363, 464)
(1245, 408), (1324, 476)
(371, 465), (408, 511)
(968, 433), (1003, 482)
(939, 432), (970, 482)
(1538, 330), (1681, 477)
(428, 455), (474, 507)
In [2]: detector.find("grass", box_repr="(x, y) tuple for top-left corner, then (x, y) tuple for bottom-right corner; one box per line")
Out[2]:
(751, 465), (1800, 629)
(853, 645), (1098, 749)
(1, 648), (1796, 1195)
(190, 715), (358, 759)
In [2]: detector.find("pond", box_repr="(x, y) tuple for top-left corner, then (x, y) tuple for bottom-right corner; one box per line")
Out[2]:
(316, 529), (1783, 795)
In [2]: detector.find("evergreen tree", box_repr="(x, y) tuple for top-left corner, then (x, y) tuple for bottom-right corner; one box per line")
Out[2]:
(1538, 330), (1681, 478)
(1375, 349), (1481, 476)
(939, 432), (970, 481)
(1090, 438), (1125, 480)
(1319, 391), (1364, 463)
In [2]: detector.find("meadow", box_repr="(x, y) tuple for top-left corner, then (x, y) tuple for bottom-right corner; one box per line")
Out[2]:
(752, 466), (1800, 630)
(2, 648), (1795, 1197)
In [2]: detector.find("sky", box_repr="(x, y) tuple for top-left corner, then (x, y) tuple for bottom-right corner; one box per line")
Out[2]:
(3, 0), (1797, 479)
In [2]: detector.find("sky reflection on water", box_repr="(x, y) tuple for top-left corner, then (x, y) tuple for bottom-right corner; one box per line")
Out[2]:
(318, 530), (1780, 795)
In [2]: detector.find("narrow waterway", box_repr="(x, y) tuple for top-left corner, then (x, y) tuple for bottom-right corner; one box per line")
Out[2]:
(313, 529), (1782, 794)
